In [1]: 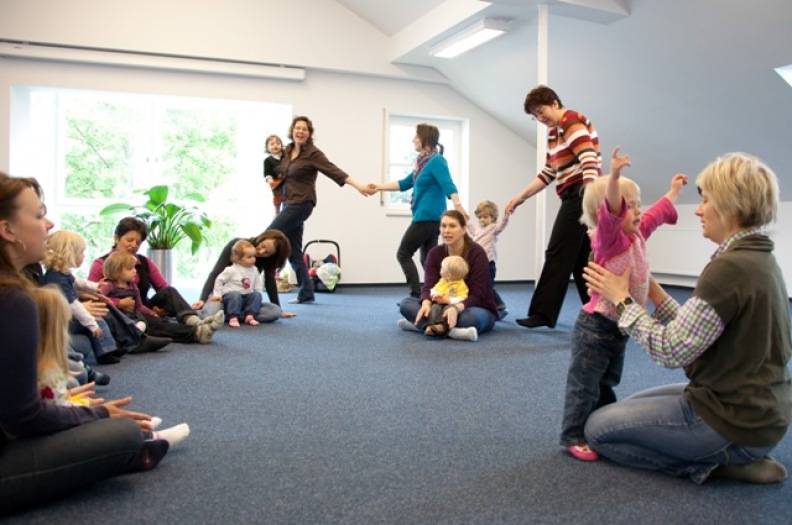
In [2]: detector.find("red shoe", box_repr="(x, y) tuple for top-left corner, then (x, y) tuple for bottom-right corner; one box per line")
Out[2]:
(567, 444), (599, 461)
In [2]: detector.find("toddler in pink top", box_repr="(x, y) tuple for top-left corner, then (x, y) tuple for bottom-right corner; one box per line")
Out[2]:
(560, 147), (688, 461)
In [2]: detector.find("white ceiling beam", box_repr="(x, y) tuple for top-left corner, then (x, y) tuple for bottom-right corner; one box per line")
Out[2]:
(389, 0), (490, 62)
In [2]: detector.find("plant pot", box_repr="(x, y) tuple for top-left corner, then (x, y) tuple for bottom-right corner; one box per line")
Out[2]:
(148, 249), (175, 284)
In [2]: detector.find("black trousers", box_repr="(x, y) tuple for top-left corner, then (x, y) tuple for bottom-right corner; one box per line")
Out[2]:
(396, 221), (440, 297)
(527, 188), (591, 325)
(0, 418), (142, 513)
(145, 286), (196, 321)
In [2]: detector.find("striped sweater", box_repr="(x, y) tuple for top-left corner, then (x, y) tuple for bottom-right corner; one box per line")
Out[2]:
(538, 109), (601, 195)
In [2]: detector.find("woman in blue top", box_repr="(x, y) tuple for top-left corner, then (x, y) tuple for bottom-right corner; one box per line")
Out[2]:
(366, 124), (468, 297)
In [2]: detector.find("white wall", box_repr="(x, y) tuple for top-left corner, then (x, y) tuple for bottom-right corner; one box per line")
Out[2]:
(1, 0), (790, 294)
(0, 57), (537, 286)
(648, 203), (792, 297)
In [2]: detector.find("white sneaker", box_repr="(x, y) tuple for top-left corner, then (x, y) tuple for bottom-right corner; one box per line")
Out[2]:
(448, 327), (478, 342)
(396, 318), (420, 332)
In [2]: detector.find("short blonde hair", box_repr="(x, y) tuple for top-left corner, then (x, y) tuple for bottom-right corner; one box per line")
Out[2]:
(581, 175), (641, 229)
(33, 285), (72, 379)
(44, 230), (86, 273)
(474, 200), (498, 219)
(231, 240), (255, 263)
(696, 152), (778, 228)
(441, 255), (469, 281)
(103, 251), (137, 282)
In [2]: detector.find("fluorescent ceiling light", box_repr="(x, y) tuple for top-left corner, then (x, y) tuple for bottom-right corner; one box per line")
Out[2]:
(0, 41), (306, 81)
(429, 18), (510, 59)
(776, 64), (792, 88)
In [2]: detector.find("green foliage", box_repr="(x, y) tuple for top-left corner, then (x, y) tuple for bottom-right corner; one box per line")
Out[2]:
(99, 185), (212, 254)
(64, 98), (140, 198)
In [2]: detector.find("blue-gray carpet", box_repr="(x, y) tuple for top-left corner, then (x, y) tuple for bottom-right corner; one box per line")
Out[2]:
(6, 283), (792, 524)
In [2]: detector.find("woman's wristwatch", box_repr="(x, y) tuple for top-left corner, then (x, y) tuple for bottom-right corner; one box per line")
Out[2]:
(615, 297), (634, 315)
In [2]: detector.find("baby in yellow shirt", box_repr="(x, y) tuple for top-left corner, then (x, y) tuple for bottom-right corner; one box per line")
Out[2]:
(425, 255), (469, 337)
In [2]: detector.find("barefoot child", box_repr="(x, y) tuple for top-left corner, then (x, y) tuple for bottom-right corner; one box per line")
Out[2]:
(560, 147), (687, 461)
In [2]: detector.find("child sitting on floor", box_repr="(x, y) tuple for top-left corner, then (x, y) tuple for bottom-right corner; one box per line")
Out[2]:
(425, 255), (469, 337)
(100, 252), (220, 345)
(210, 240), (264, 328)
(42, 230), (125, 365)
(32, 285), (190, 446)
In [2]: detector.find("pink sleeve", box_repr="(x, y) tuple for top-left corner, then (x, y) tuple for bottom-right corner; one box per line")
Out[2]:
(87, 258), (105, 282)
(97, 282), (121, 308)
(591, 199), (631, 264)
(135, 287), (157, 317)
(639, 197), (678, 240)
(144, 256), (170, 290)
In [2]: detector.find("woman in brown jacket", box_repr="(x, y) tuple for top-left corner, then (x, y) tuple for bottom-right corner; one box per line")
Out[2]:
(266, 116), (368, 304)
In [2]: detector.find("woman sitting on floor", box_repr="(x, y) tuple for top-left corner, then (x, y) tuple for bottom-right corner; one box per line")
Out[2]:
(397, 209), (498, 342)
(0, 172), (169, 514)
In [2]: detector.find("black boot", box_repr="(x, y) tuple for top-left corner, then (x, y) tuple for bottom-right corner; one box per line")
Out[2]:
(129, 335), (172, 354)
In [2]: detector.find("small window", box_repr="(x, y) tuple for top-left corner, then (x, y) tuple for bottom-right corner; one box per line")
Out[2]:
(382, 113), (467, 216)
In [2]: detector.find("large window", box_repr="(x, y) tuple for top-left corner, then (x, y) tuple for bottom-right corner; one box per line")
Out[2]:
(11, 86), (291, 289)
(383, 114), (467, 215)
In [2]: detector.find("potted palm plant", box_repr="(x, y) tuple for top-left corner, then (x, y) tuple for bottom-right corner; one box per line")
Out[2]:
(100, 184), (212, 282)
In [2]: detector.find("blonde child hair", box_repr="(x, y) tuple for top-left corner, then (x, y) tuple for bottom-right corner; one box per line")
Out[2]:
(580, 175), (641, 229)
(32, 285), (72, 380)
(441, 255), (469, 281)
(474, 200), (498, 219)
(44, 230), (86, 273)
(103, 251), (137, 282)
(231, 240), (255, 263)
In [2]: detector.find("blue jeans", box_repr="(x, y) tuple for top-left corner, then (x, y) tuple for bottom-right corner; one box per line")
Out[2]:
(222, 291), (263, 319)
(267, 201), (315, 302)
(399, 297), (496, 334)
(69, 318), (117, 360)
(584, 383), (777, 483)
(202, 299), (281, 323)
(560, 311), (627, 446)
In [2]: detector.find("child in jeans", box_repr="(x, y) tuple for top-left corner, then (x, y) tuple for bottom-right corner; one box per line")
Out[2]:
(425, 255), (469, 337)
(466, 200), (510, 319)
(560, 147), (687, 461)
(42, 230), (124, 365)
(101, 252), (220, 344)
(210, 240), (264, 328)
(263, 134), (284, 215)
(32, 285), (190, 447)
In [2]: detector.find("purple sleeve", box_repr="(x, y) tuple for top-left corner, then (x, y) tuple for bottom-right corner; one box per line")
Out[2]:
(420, 247), (444, 302)
(0, 288), (106, 438)
(134, 286), (157, 316)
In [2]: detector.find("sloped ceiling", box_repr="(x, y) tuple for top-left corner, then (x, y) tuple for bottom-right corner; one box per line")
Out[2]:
(335, 0), (792, 203)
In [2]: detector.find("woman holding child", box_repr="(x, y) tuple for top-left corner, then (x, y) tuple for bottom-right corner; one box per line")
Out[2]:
(397, 209), (497, 342)
(0, 173), (169, 513)
(582, 153), (791, 484)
